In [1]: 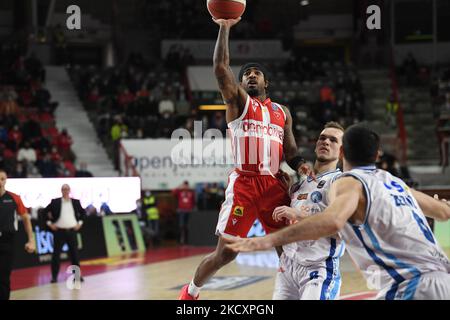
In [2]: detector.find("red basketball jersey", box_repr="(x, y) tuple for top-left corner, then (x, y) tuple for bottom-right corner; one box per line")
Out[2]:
(228, 95), (286, 175)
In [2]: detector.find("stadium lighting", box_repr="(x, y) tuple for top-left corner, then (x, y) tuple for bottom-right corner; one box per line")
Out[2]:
(300, 0), (309, 6)
(199, 105), (227, 111)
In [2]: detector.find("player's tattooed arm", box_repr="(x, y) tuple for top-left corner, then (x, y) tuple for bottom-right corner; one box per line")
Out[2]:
(281, 106), (297, 159)
(281, 106), (312, 177)
(213, 19), (247, 123)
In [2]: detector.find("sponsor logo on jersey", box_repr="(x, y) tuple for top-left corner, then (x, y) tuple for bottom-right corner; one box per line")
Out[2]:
(242, 120), (284, 140)
(232, 218), (238, 225)
(317, 180), (326, 189)
(233, 206), (244, 216)
(271, 103), (279, 111)
(310, 191), (322, 203)
(297, 193), (308, 200)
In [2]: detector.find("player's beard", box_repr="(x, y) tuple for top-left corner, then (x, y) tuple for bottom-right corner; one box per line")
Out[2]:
(247, 88), (260, 97)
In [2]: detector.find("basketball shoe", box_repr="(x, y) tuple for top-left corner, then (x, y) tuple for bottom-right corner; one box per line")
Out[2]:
(178, 284), (199, 300)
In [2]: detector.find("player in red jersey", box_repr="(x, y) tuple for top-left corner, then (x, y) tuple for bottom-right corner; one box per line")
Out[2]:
(179, 17), (309, 300)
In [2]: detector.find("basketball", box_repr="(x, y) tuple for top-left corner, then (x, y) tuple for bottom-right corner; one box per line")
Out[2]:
(207, 0), (246, 20)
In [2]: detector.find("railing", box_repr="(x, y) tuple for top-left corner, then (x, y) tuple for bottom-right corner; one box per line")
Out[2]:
(118, 141), (139, 177)
(389, 48), (408, 164)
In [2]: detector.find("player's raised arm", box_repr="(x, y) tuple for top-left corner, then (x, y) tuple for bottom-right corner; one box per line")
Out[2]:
(410, 189), (450, 221)
(212, 18), (248, 123)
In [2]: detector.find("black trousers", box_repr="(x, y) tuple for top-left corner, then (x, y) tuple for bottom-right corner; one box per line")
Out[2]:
(0, 232), (15, 300)
(51, 229), (80, 280)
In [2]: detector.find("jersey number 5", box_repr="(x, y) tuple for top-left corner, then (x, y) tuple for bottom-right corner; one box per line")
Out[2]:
(411, 211), (435, 244)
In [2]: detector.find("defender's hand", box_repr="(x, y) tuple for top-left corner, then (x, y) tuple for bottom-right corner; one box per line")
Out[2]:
(298, 162), (316, 180)
(225, 236), (273, 253)
(434, 194), (449, 207)
(273, 206), (307, 223)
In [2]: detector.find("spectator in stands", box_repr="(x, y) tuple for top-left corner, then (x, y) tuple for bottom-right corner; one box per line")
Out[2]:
(36, 153), (58, 177)
(7, 125), (22, 152)
(403, 52), (418, 86)
(17, 141), (36, 164)
(24, 52), (45, 82)
(376, 149), (400, 178)
(158, 92), (175, 115)
(27, 166), (42, 178)
(142, 190), (160, 247)
(0, 124), (7, 143)
(165, 45), (181, 72)
(0, 86), (19, 116)
(320, 83), (336, 123)
(117, 88), (135, 112)
(75, 162), (93, 177)
(11, 161), (27, 178)
(172, 181), (196, 245)
(437, 117), (450, 169)
(100, 202), (113, 216)
(180, 48), (195, 72)
(206, 182), (225, 209)
(57, 129), (74, 162)
(210, 111), (227, 136)
(86, 87), (101, 111)
(135, 84), (151, 116)
(49, 146), (61, 163)
(385, 94), (398, 128)
(33, 84), (51, 112)
(21, 116), (42, 142)
(111, 117), (128, 142)
(52, 24), (68, 65)
(111, 117), (128, 170)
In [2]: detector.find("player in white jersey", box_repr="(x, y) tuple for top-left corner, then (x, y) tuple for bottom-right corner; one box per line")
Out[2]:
(271, 122), (345, 300)
(227, 125), (450, 300)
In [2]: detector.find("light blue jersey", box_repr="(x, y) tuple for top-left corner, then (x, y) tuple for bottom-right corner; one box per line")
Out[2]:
(338, 166), (450, 300)
(276, 169), (345, 300)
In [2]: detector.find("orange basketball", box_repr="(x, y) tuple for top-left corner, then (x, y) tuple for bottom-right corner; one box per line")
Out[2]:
(207, 0), (246, 20)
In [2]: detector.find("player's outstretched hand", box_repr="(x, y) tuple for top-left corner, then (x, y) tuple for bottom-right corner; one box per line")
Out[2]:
(298, 162), (316, 180)
(212, 17), (241, 28)
(434, 194), (449, 207)
(272, 205), (304, 222)
(225, 236), (273, 253)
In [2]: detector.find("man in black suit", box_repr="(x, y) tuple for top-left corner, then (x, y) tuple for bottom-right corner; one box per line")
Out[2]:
(44, 184), (86, 283)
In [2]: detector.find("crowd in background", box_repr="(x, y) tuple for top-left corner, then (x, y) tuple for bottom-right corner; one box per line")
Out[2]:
(0, 43), (81, 179)
(431, 65), (450, 168)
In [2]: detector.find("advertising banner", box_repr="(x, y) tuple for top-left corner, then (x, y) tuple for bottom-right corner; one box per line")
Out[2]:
(121, 138), (234, 190)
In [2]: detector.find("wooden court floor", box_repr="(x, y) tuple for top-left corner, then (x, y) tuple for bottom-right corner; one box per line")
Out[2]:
(14, 248), (449, 300)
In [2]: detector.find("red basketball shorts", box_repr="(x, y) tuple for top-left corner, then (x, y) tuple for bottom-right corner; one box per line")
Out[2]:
(216, 170), (290, 237)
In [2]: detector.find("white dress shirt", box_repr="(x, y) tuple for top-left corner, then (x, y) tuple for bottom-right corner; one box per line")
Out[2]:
(54, 199), (79, 229)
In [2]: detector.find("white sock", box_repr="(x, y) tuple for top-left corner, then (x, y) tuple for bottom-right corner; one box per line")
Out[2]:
(188, 280), (201, 297)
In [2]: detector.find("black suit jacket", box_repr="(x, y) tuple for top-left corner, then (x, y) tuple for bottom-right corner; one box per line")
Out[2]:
(44, 198), (87, 224)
